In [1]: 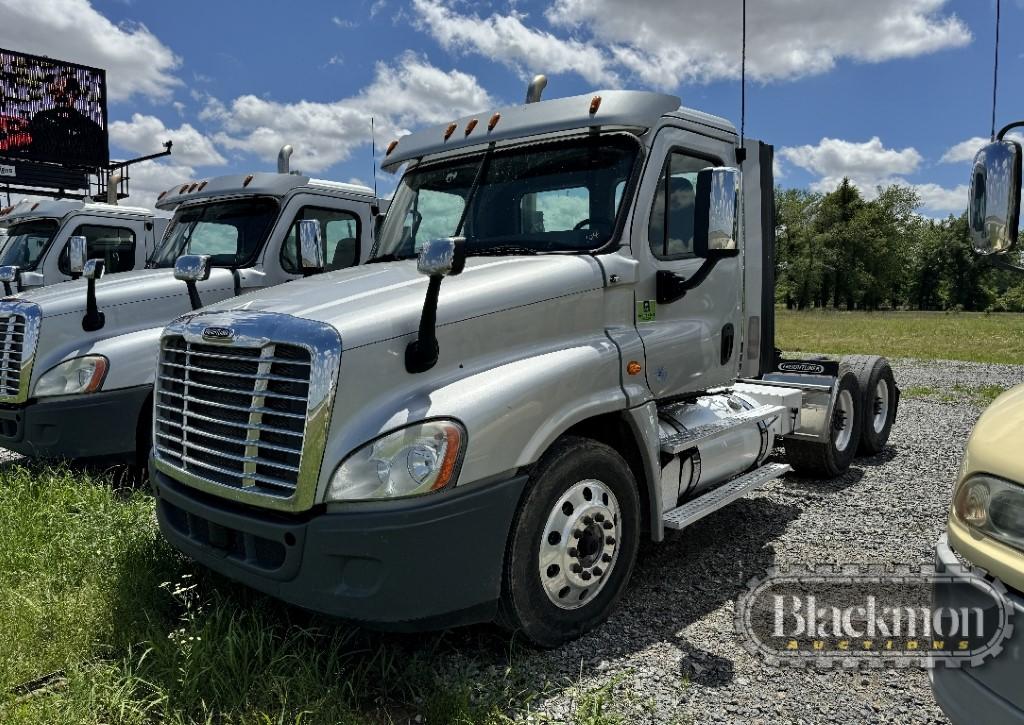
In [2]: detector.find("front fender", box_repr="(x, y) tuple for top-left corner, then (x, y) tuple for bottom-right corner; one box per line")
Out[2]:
(31, 325), (163, 396)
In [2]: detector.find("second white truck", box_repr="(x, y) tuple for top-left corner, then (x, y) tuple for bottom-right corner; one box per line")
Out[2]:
(0, 155), (385, 464)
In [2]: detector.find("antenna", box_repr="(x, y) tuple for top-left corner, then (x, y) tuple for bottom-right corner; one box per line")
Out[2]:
(371, 117), (377, 198)
(735, 0), (747, 164)
(990, 0), (1002, 140)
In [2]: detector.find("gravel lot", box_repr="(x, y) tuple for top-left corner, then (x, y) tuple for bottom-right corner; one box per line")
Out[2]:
(498, 357), (1024, 724)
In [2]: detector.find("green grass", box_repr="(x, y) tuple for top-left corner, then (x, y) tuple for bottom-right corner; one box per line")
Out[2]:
(776, 309), (1024, 365)
(0, 463), (644, 724)
(902, 383), (1007, 406)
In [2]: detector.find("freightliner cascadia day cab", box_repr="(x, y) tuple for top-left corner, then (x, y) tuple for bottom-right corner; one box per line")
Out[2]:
(150, 83), (900, 646)
(931, 128), (1024, 724)
(0, 199), (169, 291)
(0, 153), (384, 465)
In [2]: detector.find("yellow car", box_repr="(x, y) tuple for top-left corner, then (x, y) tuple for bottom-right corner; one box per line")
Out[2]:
(932, 384), (1024, 724)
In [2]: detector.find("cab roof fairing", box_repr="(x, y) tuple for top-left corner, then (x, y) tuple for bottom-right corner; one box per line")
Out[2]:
(0, 198), (155, 223)
(155, 173), (379, 211)
(381, 90), (738, 172)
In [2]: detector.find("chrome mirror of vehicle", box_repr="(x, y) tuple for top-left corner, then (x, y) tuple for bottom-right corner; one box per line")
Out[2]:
(174, 254), (212, 310)
(68, 236), (87, 279)
(407, 237), (467, 374)
(0, 265), (19, 296)
(297, 219), (325, 276)
(82, 259), (106, 331)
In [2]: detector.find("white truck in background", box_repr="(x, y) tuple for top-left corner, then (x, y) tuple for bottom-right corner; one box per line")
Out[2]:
(0, 149), (385, 465)
(0, 199), (169, 292)
(150, 82), (900, 646)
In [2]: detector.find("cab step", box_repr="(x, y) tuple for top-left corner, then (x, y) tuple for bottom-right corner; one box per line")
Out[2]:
(659, 404), (787, 455)
(661, 462), (792, 530)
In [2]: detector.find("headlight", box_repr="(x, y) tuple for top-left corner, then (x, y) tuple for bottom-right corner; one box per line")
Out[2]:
(326, 420), (465, 502)
(34, 355), (108, 397)
(954, 474), (1024, 553)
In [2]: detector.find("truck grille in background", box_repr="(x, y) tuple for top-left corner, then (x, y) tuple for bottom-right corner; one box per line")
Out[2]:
(155, 336), (312, 497)
(0, 314), (26, 398)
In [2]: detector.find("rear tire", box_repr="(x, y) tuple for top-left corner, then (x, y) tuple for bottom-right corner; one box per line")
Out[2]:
(840, 355), (897, 456)
(497, 436), (640, 648)
(784, 370), (862, 478)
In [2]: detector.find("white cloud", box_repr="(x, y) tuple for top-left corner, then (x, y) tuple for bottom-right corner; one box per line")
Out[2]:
(547, 0), (970, 88)
(781, 136), (965, 215)
(941, 133), (1024, 164)
(202, 52), (494, 173)
(331, 16), (357, 28)
(412, 0), (617, 86)
(781, 137), (922, 193)
(0, 0), (181, 102)
(411, 0), (969, 91)
(110, 113), (227, 167)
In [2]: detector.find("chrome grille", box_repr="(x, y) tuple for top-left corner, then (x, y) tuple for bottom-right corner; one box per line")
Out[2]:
(154, 336), (312, 497)
(0, 313), (26, 398)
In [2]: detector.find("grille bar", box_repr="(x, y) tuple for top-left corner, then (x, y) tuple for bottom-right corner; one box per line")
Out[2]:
(155, 336), (311, 497)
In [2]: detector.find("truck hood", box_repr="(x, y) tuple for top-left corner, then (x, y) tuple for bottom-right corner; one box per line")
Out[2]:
(198, 255), (606, 350)
(963, 383), (1024, 485)
(7, 268), (237, 319)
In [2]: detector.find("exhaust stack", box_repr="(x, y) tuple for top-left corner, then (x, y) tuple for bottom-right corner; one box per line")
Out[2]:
(525, 75), (547, 104)
(277, 144), (294, 174)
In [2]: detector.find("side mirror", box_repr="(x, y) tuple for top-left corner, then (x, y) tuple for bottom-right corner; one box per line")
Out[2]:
(82, 259), (106, 331)
(417, 237), (467, 277)
(174, 254), (211, 311)
(694, 167), (740, 258)
(297, 219), (325, 275)
(969, 139), (1022, 255)
(0, 265), (20, 296)
(68, 235), (87, 278)
(407, 237), (467, 374)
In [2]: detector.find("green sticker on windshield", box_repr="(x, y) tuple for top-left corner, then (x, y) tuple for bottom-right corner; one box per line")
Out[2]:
(636, 300), (656, 323)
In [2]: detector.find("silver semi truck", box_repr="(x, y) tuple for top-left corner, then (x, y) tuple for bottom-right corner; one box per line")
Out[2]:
(0, 199), (169, 291)
(150, 86), (899, 646)
(0, 161), (384, 464)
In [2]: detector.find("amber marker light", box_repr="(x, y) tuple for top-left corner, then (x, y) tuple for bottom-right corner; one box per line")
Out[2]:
(464, 118), (478, 136)
(590, 95), (602, 114)
(431, 424), (464, 491)
(385, 139), (399, 156)
(627, 361), (642, 376)
(243, 174), (254, 187)
(179, 184), (189, 194)
(443, 122), (457, 141)
(488, 112), (501, 131)
(198, 181), (208, 191)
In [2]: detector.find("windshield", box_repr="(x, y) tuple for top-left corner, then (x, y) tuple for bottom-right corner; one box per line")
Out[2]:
(0, 218), (59, 270)
(376, 134), (639, 259)
(148, 197), (280, 268)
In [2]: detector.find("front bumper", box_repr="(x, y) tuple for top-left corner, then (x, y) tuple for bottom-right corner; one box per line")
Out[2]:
(931, 534), (1024, 725)
(152, 463), (529, 629)
(0, 384), (151, 460)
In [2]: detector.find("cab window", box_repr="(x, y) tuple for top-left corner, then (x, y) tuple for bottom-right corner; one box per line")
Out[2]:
(648, 152), (716, 260)
(521, 187), (590, 233)
(281, 207), (361, 273)
(59, 224), (136, 274)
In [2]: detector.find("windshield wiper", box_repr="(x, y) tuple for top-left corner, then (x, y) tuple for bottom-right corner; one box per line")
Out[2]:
(468, 245), (541, 257)
(366, 252), (418, 264)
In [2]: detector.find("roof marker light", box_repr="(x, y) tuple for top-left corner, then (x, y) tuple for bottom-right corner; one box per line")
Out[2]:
(188, 182), (198, 192)
(464, 118), (478, 136)
(243, 174), (254, 187)
(488, 113), (501, 131)
(157, 191), (167, 201)
(198, 181), (208, 191)
(589, 95), (602, 114)
(31, 202), (39, 211)
(386, 139), (399, 156)
(443, 122), (457, 141)
(179, 184), (189, 194)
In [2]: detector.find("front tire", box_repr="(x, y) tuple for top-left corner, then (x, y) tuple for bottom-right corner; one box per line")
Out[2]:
(784, 370), (862, 478)
(498, 436), (640, 648)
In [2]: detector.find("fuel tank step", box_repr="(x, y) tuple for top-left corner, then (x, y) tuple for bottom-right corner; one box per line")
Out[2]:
(658, 403), (787, 455)
(661, 462), (792, 530)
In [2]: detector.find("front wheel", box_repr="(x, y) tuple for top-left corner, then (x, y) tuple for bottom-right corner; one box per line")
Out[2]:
(498, 436), (640, 648)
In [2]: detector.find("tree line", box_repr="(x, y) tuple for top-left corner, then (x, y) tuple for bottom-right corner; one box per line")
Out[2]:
(775, 179), (1024, 312)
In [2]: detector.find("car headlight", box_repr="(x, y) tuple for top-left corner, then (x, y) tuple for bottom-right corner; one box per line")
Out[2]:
(954, 474), (1024, 553)
(326, 420), (465, 502)
(34, 355), (108, 397)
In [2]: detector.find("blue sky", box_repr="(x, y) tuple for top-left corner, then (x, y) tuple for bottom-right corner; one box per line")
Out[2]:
(1, 0), (1021, 215)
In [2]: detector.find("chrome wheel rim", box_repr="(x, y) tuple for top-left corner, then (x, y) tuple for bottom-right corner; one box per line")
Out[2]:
(539, 479), (621, 610)
(832, 389), (855, 453)
(872, 379), (890, 434)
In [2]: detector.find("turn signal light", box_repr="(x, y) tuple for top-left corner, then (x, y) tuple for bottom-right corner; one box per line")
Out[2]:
(626, 361), (642, 376)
